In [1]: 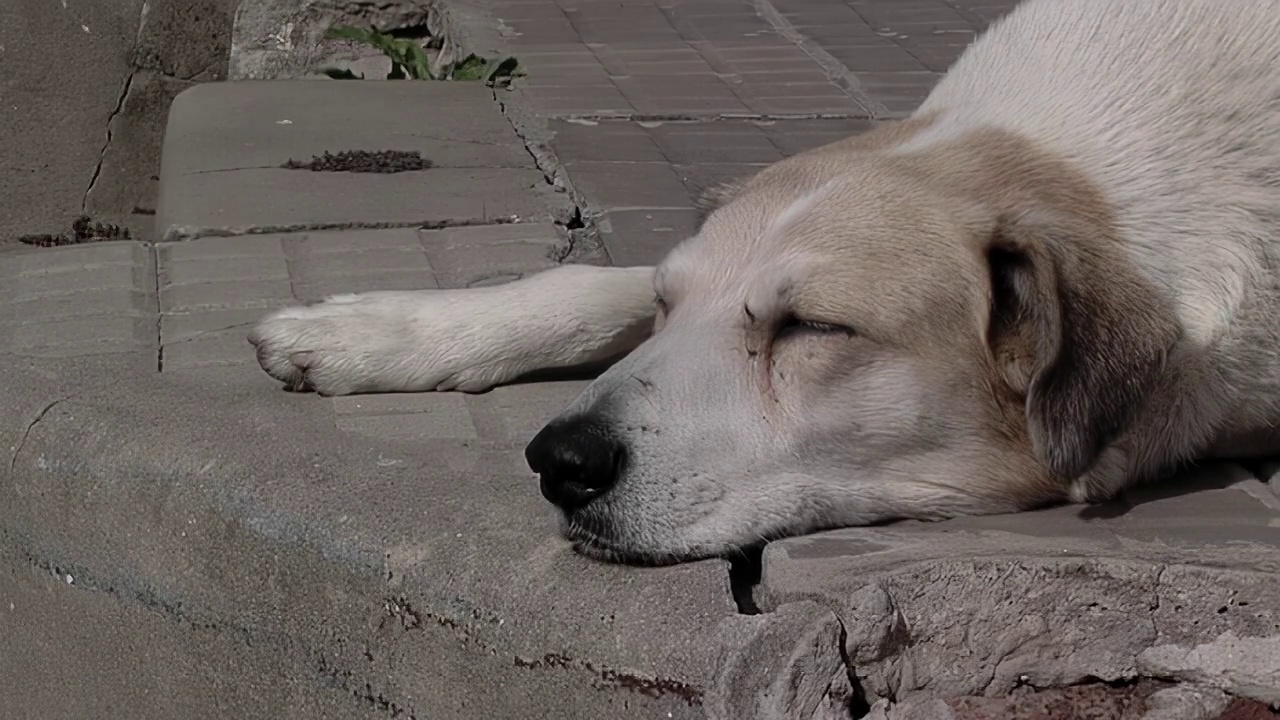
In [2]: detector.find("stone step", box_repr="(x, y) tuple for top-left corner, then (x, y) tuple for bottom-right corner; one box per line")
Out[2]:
(155, 80), (572, 242)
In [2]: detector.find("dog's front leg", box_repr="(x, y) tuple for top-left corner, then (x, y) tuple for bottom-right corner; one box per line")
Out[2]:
(248, 265), (656, 396)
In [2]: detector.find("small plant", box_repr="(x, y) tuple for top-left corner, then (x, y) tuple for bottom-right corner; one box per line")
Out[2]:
(18, 215), (131, 247)
(320, 25), (523, 87)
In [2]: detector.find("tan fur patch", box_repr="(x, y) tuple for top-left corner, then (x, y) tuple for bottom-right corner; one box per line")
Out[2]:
(892, 129), (1182, 482)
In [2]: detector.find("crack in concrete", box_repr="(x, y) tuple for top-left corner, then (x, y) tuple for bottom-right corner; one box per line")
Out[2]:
(3, 539), (250, 643)
(8, 379), (126, 473)
(491, 90), (609, 265)
(315, 653), (419, 720)
(513, 651), (703, 706)
(380, 594), (703, 705)
(159, 216), (523, 243)
(1151, 564), (1168, 641)
(152, 241), (163, 372)
(83, 70), (136, 214)
(834, 613), (873, 718)
(10, 397), (64, 474)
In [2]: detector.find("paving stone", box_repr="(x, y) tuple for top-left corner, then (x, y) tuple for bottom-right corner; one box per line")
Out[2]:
(551, 118), (885, 267)
(155, 229), (445, 368)
(160, 168), (552, 240)
(291, 274), (438, 303)
(489, 0), (877, 119)
(160, 81), (531, 175)
(156, 81), (563, 240)
(600, 209), (703, 266)
(0, 243), (157, 358)
(544, 120), (668, 164)
(517, 85), (638, 117)
(161, 308), (271, 344)
(465, 381), (593, 440)
(563, 161), (694, 210)
(488, 0), (1018, 120)
(162, 332), (257, 370)
(154, 224), (565, 352)
(645, 122), (784, 165)
(757, 117), (878, 154)
(335, 394), (480, 441)
(8, 316), (159, 358)
(419, 223), (566, 289)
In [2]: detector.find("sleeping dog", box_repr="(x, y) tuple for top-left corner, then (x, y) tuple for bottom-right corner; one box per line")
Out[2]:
(251, 0), (1280, 564)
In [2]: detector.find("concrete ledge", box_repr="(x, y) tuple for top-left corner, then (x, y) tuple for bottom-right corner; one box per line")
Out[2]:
(0, 354), (751, 718)
(155, 81), (572, 241)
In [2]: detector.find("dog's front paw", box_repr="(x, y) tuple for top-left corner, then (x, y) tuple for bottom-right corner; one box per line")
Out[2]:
(248, 292), (514, 396)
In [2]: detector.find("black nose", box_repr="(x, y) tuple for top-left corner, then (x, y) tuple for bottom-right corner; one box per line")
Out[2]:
(525, 416), (625, 512)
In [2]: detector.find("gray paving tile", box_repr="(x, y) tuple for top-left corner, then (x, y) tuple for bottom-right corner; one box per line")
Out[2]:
(600, 209), (702, 266)
(0, 243), (158, 358)
(154, 227), (455, 368)
(418, 223), (565, 289)
(465, 381), (593, 440)
(9, 316), (158, 358)
(160, 168), (551, 240)
(566, 161), (694, 210)
(549, 120), (668, 163)
(291, 275), (438, 303)
(156, 81), (560, 240)
(493, 0), (1015, 119)
(335, 400), (480, 441)
(646, 123), (784, 165)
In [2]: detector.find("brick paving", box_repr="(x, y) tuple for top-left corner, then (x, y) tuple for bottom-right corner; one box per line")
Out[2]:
(482, 0), (1023, 266)
(490, 0), (1020, 119)
(550, 116), (876, 263)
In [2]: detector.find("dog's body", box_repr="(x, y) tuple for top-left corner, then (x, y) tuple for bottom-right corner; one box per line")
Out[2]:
(251, 0), (1280, 563)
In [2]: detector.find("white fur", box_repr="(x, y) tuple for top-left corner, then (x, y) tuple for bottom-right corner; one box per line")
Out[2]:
(250, 0), (1280, 562)
(249, 265), (654, 395)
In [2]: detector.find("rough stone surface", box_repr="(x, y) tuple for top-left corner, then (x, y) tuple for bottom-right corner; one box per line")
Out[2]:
(2, 0), (234, 243)
(1142, 685), (1233, 720)
(230, 0), (463, 81)
(1139, 633), (1280, 706)
(756, 464), (1280, 711)
(707, 601), (856, 719)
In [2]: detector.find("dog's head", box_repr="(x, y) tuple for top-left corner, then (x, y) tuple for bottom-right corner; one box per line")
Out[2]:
(527, 126), (1179, 563)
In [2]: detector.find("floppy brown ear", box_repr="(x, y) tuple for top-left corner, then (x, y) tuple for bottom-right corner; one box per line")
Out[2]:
(986, 210), (1180, 480)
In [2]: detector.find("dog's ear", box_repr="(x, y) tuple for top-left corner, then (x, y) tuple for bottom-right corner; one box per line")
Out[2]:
(985, 210), (1179, 480)
(694, 178), (748, 221)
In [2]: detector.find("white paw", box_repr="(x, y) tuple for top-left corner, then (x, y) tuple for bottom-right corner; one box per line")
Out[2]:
(247, 265), (658, 397)
(247, 291), (519, 396)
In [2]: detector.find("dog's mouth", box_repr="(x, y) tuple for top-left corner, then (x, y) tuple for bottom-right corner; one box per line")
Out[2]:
(563, 517), (688, 567)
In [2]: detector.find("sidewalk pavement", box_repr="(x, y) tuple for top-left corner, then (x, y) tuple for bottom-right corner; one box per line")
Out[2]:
(2, 1), (1279, 719)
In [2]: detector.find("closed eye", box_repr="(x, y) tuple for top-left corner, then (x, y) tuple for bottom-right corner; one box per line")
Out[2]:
(776, 315), (856, 340)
